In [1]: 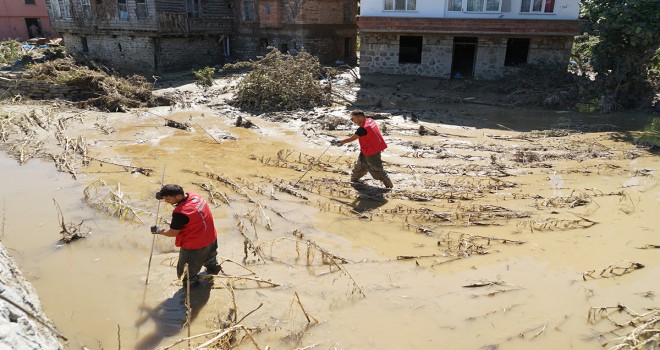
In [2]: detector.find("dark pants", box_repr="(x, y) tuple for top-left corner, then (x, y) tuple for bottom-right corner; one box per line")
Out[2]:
(177, 239), (219, 284)
(351, 152), (392, 187)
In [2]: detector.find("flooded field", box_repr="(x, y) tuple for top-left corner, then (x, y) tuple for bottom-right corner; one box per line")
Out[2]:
(0, 74), (658, 350)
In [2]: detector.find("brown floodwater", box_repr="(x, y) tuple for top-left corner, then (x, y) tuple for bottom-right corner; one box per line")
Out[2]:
(0, 102), (658, 350)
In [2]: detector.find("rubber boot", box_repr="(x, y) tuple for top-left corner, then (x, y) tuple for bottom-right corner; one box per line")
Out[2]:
(382, 178), (393, 189)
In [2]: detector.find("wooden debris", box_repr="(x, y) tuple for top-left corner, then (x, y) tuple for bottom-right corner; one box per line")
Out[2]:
(582, 261), (645, 280)
(164, 118), (190, 130)
(53, 199), (89, 243)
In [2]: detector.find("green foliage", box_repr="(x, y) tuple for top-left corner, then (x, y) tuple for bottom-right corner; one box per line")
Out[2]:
(634, 117), (660, 150)
(223, 48), (332, 112)
(193, 66), (216, 87)
(580, 0), (660, 108)
(0, 40), (22, 65)
(570, 33), (599, 75)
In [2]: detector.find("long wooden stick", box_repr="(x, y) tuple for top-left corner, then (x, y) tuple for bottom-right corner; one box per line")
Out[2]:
(292, 143), (332, 188)
(145, 163), (166, 284)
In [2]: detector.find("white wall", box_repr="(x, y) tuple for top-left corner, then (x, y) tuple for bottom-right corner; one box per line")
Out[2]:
(360, 0), (579, 20)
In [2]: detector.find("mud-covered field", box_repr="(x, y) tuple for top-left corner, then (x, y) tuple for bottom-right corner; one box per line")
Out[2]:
(0, 72), (658, 350)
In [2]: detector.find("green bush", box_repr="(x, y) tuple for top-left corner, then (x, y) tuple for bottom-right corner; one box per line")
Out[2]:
(0, 40), (21, 65)
(193, 66), (216, 87)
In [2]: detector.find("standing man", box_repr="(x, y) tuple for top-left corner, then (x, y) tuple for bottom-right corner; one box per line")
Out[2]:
(332, 110), (393, 188)
(151, 184), (222, 286)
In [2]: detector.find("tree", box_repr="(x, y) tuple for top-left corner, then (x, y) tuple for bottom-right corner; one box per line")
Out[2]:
(580, 0), (660, 109)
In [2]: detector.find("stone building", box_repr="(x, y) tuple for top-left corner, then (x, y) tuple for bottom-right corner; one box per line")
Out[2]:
(358, 0), (580, 80)
(45, 0), (357, 74)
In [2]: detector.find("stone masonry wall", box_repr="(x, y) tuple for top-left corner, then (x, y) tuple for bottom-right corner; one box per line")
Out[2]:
(156, 36), (225, 72)
(360, 33), (573, 80)
(0, 72), (82, 100)
(62, 33), (156, 74)
(61, 34), (224, 74)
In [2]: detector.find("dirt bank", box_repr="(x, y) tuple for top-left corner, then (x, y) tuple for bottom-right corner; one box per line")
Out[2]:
(0, 71), (658, 350)
(0, 242), (64, 349)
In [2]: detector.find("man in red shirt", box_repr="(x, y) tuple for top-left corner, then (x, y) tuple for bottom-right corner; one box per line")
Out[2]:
(333, 110), (393, 188)
(151, 184), (222, 286)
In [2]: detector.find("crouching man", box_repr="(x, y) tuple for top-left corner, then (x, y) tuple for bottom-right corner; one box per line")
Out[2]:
(151, 184), (222, 286)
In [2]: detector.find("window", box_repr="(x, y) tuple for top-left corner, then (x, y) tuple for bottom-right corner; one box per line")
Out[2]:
(51, 0), (62, 18)
(504, 38), (529, 66)
(62, 0), (72, 18)
(399, 36), (422, 64)
(136, 0), (147, 18)
(25, 0), (36, 4)
(343, 3), (352, 22)
(384, 0), (416, 11)
(448, 0), (462, 11)
(243, 0), (255, 21)
(259, 38), (268, 53)
(117, 0), (128, 19)
(187, 0), (199, 18)
(466, 0), (500, 12)
(81, 0), (92, 18)
(520, 0), (554, 13)
(281, 43), (288, 53)
(264, 3), (271, 15)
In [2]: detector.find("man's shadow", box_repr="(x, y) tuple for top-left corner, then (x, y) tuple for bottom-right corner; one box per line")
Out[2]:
(348, 182), (389, 212)
(134, 281), (212, 350)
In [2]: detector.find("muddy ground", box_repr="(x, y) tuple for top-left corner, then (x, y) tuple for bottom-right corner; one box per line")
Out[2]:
(0, 71), (658, 350)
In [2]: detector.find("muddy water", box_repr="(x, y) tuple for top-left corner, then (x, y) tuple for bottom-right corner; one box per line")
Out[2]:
(1, 104), (659, 350)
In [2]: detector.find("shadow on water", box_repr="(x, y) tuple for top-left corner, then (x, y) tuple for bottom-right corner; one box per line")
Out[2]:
(134, 283), (212, 350)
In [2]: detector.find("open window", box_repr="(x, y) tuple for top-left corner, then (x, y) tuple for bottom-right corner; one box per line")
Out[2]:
(504, 38), (530, 66)
(399, 36), (423, 64)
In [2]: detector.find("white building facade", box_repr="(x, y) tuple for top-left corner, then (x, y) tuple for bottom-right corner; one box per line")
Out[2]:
(357, 0), (580, 79)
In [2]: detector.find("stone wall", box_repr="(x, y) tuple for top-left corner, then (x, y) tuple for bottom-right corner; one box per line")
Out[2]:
(0, 72), (81, 100)
(360, 33), (573, 80)
(62, 33), (156, 74)
(156, 36), (225, 72)
(61, 33), (225, 74)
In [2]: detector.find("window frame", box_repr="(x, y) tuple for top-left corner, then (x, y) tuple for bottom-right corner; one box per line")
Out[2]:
(384, 0), (416, 11)
(50, 0), (62, 18)
(520, 0), (555, 13)
(135, 0), (147, 18)
(117, 0), (129, 19)
(343, 2), (352, 23)
(243, 0), (256, 21)
(25, 0), (36, 5)
(187, 0), (200, 18)
(449, 0), (502, 12)
(81, 0), (92, 18)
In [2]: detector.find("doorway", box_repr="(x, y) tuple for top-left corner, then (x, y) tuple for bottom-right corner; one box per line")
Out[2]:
(25, 18), (42, 38)
(450, 37), (477, 79)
